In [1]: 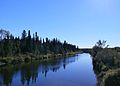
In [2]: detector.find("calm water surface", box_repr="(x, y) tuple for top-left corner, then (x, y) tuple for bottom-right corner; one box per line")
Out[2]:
(0, 53), (97, 86)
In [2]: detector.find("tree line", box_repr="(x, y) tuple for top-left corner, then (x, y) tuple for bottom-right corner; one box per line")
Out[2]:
(0, 29), (79, 58)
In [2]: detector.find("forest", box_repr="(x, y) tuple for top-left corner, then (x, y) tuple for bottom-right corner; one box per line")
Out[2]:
(0, 29), (79, 64)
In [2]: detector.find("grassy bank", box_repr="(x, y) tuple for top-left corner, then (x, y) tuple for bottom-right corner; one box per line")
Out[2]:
(0, 51), (80, 66)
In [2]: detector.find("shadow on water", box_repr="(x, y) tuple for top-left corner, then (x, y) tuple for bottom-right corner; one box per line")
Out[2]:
(0, 55), (79, 86)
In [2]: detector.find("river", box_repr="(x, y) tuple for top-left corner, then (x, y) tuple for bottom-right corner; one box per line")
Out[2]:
(0, 53), (97, 86)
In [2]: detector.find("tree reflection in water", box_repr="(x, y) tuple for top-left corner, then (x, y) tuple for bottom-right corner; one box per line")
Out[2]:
(0, 55), (78, 86)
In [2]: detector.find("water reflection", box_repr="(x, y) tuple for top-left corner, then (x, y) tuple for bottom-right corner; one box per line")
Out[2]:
(20, 63), (38, 86)
(0, 55), (78, 86)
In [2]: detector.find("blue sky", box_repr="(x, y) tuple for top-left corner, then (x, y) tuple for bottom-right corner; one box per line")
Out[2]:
(0, 0), (120, 48)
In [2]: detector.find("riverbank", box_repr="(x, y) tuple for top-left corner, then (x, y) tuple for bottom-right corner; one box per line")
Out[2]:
(91, 47), (120, 86)
(0, 53), (96, 86)
(0, 51), (80, 67)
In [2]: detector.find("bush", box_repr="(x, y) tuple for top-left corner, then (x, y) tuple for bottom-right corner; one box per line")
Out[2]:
(104, 70), (120, 86)
(95, 49), (120, 67)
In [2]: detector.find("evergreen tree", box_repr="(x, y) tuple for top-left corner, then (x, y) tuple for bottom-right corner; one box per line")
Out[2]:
(21, 30), (27, 53)
(0, 29), (79, 58)
(26, 30), (32, 53)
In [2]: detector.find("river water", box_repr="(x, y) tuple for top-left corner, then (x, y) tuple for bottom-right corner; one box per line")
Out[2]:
(0, 53), (97, 86)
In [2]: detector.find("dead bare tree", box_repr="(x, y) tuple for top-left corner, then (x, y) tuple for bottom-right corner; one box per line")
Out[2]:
(0, 29), (10, 40)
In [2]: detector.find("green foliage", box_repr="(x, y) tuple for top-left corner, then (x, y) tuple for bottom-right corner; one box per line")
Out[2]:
(104, 70), (120, 86)
(0, 29), (79, 59)
(92, 40), (107, 57)
(95, 49), (120, 68)
(92, 40), (120, 86)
